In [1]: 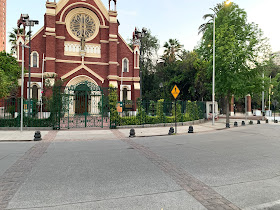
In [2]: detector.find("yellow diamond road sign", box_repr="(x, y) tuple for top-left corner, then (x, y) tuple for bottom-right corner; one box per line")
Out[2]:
(171, 85), (180, 99)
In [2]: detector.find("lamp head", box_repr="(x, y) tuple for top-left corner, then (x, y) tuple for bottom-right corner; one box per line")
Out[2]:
(21, 14), (29, 19)
(225, 0), (232, 5)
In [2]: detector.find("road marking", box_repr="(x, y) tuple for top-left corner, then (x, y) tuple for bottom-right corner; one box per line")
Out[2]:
(243, 200), (280, 210)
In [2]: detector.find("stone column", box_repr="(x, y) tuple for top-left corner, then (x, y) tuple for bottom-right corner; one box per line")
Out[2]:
(44, 1), (56, 74)
(246, 94), (252, 116)
(108, 10), (118, 90)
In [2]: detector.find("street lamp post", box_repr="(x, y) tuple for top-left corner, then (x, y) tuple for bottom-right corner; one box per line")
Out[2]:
(212, 15), (216, 125)
(19, 14), (39, 118)
(20, 44), (30, 132)
(26, 19), (39, 118)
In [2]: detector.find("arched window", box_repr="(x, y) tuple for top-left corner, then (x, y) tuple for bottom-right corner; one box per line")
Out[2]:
(124, 59), (128, 72)
(31, 52), (39, 68)
(32, 85), (38, 100)
(123, 88), (128, 101)
(135, 52), (139, 68)
(122, 58), (129, 73)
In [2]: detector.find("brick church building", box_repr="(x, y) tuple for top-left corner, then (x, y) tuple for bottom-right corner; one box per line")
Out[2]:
(16, 0), (140, 115)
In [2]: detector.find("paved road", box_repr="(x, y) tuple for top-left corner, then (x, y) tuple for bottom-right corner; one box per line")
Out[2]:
(1, 124), (280, 209)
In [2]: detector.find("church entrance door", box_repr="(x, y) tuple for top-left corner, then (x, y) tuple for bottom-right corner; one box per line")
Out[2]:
(58, 81), (110, 129)
(75, 84), (90, 115)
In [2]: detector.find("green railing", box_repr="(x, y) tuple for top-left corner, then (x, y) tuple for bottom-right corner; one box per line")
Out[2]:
(110, 100), (206, 127)
(0, 98), (53, 128)
(1, 96), (206, 129)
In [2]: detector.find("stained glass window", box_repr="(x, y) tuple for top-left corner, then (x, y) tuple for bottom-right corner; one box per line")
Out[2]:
(32, 52), (38, 67)
(70, 14), (96, 39)
(123, 59), (128, 72)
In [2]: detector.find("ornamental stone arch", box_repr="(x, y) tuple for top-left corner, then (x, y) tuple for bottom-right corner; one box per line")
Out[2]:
(59, 2), (106, 26)
(31, 51), (39, 68)
(65, 75), (102, 115)
(29, 82), (42, 101)
(66, 75), (99, 87)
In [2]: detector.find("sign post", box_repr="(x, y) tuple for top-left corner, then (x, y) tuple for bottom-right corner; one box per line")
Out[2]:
(171, 85), (180, 134)
(273, 100), (278, 123)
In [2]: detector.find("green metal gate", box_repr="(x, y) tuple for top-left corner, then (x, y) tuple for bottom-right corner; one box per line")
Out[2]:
(59, 81), (110, 129)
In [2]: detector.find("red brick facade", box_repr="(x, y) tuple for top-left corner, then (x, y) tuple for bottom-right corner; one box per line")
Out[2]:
(17, 0), (140, 102)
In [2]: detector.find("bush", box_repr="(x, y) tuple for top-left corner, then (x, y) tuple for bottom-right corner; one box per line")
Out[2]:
(108, 99), (204, 127)
(0, 116), (53, 127)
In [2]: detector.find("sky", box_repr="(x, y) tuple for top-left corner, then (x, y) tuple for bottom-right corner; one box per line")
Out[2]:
(5, 0), (280, 54)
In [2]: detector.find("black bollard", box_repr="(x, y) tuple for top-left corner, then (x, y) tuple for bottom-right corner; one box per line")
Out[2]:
(226, 123), (230, 128)
(275, 120), (278, 123)
(266, 119), (269, 123)
(249, 120), (253, 125)
(129, 129), (136, 138)
(168, 127), (174, 135)
(234, 122), (238, 127)
(34, 131), (42, 141)
(257, 120), (261, 124)
(188, 126), (194, 133)
(242, 121), (245, 126)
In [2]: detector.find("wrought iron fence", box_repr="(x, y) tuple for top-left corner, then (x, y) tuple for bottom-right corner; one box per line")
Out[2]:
(111, 100), (206, 127)
(0, 96), (205, 129)
(0, 97), (53, 127)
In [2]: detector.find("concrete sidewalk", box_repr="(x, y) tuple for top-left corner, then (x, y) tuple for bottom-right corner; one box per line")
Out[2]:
(0, 119), (274, 142)
(0, 131), (49, 141)
(118, 119), (267, 137)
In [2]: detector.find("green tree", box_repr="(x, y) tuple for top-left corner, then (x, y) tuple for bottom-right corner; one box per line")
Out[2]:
(156, 49), (209, 101)
(162, 39), (183, 64)
(130, 29), (160, 101)
(198, 1), (270, 125)
(0, 51), (21, 98)
(198, 3), (224, 35)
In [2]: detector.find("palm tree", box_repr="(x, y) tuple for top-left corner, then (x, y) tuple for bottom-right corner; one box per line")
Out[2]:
(198, 3), (223, 35)
(162, 39), (183, 63)
(8, 28), (30, 54)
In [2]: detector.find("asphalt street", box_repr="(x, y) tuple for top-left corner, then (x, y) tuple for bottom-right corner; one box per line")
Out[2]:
(1, 124), (280, 210)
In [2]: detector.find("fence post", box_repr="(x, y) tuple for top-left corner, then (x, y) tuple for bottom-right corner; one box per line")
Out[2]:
(101, 93), (104, 128)
(175, 100), (177, 134)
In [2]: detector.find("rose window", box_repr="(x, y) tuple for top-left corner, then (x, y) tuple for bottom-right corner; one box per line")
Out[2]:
(70, 14), (96, 39)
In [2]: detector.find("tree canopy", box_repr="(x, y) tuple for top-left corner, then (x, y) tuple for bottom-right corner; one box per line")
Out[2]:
(0, 52), (21, 98)
(198, 2), (270, 97)
(198, 1), (271, 121)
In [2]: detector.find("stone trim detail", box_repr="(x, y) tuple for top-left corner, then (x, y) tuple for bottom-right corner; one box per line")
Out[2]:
(109, 38), (118, 42)
(56, 36), (66, 39)
(59, 2), (106, 25)
(107, 75), (140, 82)
(45, 32), (56, 36)
(61, 64), (105, 83)
(64, 41), (101, 58)
(46, 27), (55, 32)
